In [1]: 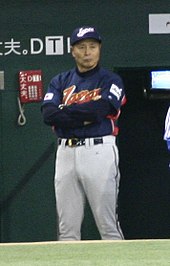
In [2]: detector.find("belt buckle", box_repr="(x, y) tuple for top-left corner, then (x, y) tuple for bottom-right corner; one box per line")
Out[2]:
(68, 139), (73, 147)
(68, 138), (77, 147)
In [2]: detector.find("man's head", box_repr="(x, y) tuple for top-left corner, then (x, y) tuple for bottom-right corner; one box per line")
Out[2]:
(70, 26), (102, 73)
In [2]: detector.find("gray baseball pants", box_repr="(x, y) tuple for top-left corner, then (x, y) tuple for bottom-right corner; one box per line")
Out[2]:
(54, 135), (124, 241)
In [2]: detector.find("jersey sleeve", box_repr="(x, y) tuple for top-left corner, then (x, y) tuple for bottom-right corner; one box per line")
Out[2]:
(164, 107), (170, 151)
(42, 75), (63, 107)
(41, 75), (84, 128)
(164, 107), (170, 140)
(101, 74), (126, 111)
(64, 98), (114, 123)
(42, 103), (84, 128)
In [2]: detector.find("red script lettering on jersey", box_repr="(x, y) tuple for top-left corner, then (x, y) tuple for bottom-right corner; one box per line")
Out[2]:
(62, 86), (101, 105)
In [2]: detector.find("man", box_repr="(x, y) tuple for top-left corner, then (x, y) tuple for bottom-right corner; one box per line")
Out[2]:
(41, 26), (126, 241)
(164, 107), (170, 151)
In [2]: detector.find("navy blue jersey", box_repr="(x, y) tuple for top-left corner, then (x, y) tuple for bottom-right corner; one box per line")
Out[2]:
(42, 65), (126, 138)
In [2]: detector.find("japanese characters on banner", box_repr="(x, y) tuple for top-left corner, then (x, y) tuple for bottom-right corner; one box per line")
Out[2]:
(19, 70), (43, 103)
(0, 36), (71, 56)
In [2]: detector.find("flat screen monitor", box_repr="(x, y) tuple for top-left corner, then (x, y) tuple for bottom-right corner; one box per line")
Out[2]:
(144, 69), (170, 100)
(151, 70), (170, 90)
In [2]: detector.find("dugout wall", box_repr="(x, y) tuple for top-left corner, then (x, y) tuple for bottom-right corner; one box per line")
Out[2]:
(0, 1), (170, 242)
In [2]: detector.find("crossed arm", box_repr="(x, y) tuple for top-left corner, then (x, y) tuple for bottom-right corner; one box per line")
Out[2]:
(42, 98), (116, 128)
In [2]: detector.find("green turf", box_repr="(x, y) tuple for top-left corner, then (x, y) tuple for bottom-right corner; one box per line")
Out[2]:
(0, 240), (170, 266)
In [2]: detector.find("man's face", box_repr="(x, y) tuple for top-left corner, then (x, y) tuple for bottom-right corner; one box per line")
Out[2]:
(71, 39), (101, 73)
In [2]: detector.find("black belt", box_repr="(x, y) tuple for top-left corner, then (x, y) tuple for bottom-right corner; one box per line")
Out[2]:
(58, 137), (103, 147)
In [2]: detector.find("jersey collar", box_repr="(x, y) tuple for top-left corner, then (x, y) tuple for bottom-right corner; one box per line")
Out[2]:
(76, 64), (100, 77)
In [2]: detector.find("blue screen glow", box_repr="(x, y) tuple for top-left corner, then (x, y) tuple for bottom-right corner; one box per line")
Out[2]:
(151, 70), (170, 89)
